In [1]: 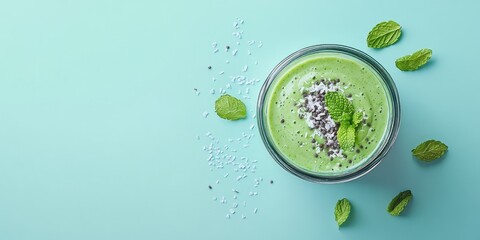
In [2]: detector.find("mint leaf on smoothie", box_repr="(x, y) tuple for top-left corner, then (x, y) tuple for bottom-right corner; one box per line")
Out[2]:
(352, 111), (363, 127)
(412, 139), (448, 161)
(334, 198), (351, 227)
(395, 48), (432, 71)
(367, 20), (402, 48)
(387, 190), (413, 216)
(325, 92), (354, 122)
(337, 123), (356, 150)
(325, 92), (364, 150)
(214, 94), (247, 120)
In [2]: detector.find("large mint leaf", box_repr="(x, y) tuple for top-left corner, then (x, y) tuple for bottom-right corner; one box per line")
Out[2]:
(334, 198), (351, 227)
(412, 139), (448, 161)
(367, 20), (402, 48)
(387, 190), (413, 216)
(395, 48), (432, 71)
(214, 94), (247, 120)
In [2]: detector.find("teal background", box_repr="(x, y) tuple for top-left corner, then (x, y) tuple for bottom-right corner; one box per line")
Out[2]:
(0, 0), (478, 239)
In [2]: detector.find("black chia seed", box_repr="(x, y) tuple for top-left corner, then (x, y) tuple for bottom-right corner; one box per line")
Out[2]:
(296, 78), (345, 158)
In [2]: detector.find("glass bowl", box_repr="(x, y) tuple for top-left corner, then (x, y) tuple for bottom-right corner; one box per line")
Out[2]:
(257, 44), (401, 183)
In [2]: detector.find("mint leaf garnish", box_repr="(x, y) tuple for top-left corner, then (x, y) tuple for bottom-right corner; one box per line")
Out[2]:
(395, 48), (432, 71)
(412, 139), (448, 161)
(367, 20), (402, 48)
(325, 92), (354, 123)
(334, 198), (351, 227)
(387, 190), (413, 216)
(214, 94), (247, 120)
(352, 111), (363, 127)
(325, 92), (365, 151)
(337, 123), (355, 150)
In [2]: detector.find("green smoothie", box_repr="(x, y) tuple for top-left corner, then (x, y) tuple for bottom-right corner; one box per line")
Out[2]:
(266, 52), (389, 175)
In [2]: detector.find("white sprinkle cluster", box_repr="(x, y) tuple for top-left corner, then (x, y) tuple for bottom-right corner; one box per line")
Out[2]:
(200, 17), (267, 220)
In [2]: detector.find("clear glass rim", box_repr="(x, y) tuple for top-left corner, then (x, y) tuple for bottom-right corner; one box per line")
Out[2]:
(257, 44), (401, 184)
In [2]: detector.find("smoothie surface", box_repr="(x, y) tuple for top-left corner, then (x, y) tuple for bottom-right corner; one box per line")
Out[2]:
(266, 53), (389, 175)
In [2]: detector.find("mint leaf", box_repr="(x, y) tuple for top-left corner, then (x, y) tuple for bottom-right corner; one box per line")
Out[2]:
(214, 94), (247, 120)
(412, 139), (448, 161)
(387, 190), (413, 216)
(395, 48), (432, 71)
(337, 122), (355, 150)
(367, 20), (402, 48)
(352, 111), (363, 127)
(334, 198), (351, 227)
(325, 92), (354, 123)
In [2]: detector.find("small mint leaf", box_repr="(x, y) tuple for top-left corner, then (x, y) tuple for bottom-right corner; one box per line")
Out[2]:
(395, 48), (432, 71)
(325, 92), (354, 123)
(334, 198), (351, 227)
(367, 20), (402, 48)
(412, 140), (448, 161)
(387, 190), (413, 216)
(214, 94), (247, 120)
(352, 111), (363, 127)
(337, 122), (355, 150)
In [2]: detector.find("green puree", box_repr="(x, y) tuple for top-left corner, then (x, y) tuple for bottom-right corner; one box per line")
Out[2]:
(267, 53), (389, 174)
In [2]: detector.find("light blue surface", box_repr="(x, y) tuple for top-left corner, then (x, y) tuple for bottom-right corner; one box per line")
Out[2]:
(0, 0), (478, 239)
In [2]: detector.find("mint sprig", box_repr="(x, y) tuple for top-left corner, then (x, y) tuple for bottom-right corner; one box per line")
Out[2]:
(325, 92), (364, 150)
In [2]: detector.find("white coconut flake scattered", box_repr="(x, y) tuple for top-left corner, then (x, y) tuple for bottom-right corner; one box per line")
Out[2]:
(203, 18), (266, 220)
(254, 208), (258, 214)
